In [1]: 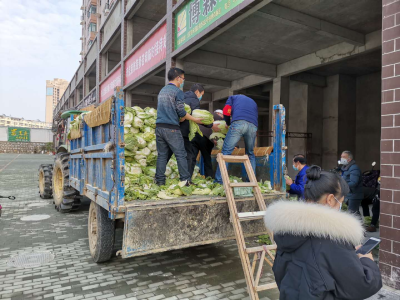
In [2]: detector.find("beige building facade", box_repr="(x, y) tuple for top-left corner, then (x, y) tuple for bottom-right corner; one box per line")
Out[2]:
(45, 78), (69, 123)
(0, 114), (51, 129)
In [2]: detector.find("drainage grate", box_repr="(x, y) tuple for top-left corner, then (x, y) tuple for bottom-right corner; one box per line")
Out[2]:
(20, 214), (50, 221)
(7, 252), (55, 268)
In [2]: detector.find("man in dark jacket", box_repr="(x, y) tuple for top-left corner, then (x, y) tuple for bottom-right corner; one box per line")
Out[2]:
(341, 150), (363, 216)
(182, 84), (220, 177)
(155, 68), (203, 186)
(191, 111), (224, 178)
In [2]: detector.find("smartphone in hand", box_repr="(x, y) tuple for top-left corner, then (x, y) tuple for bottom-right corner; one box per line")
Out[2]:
(356, 237), (381, 255)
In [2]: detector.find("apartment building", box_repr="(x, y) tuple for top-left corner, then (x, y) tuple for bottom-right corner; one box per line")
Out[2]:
(45, 78), (69, 123)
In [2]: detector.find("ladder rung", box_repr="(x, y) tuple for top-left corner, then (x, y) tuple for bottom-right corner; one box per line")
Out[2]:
(246, 245), (277, 253)
(230, 182), (258, 187)
(237, 211), (267, 221)
(256, 282), (278, 292)
(220, 155), (249, 163)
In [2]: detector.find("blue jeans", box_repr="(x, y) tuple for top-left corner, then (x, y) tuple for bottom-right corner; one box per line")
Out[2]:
(215, 120), (257, 184)
(155, 127), (191, 185)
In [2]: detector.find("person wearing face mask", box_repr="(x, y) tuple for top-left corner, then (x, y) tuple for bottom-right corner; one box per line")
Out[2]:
(264, 165), (382, 300)
(182, 84), (222, 177)
(340, 150), (363, 216)
(285, 154), (309, 200)
(155, 68), (203, 186)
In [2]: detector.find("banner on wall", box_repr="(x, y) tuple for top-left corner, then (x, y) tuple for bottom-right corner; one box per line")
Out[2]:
(175, 0), (245, 50)
(125, 23), (167, 86)
(8, 127), (30, 142)
(100, 66), (121, 103)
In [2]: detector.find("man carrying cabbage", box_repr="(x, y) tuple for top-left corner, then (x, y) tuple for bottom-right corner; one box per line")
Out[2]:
(155, 68), (203, 186)
(214, 95), (258, 184)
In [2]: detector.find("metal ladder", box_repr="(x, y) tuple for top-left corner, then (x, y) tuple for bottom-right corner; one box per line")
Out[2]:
(217, 153), (277, 300)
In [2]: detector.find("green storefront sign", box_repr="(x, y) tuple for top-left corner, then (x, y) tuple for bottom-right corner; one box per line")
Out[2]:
(8, 127), (30, 142)
(175, 0), (245, 50)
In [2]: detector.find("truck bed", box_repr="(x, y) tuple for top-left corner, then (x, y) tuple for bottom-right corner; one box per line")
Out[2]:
(120, 192), (285, 258)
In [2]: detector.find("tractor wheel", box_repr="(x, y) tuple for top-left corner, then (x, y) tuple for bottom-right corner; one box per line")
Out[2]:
(88, 201), (115, 263)
(52, 154), (80, 213)
(38, 164), (53, 199)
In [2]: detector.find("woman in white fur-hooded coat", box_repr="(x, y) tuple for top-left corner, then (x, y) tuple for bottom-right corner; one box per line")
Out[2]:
(264, 165), (382, 300)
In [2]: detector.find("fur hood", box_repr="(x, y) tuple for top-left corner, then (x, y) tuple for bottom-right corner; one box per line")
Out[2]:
(264, 201), (364, 246)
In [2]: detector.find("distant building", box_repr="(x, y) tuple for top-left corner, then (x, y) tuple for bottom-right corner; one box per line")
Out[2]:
(45, 78), (69, 123)
(0, 115), (52, 129)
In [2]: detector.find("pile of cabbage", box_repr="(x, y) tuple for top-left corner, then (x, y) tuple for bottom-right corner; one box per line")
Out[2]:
(123, 105), (223, 200)
(123, 105), (273, 201)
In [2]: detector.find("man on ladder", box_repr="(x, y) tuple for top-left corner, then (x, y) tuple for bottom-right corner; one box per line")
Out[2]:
(214, 94), (259, 184)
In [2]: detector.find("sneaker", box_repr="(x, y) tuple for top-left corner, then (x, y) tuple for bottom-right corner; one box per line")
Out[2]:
(366, 225), (377, 232)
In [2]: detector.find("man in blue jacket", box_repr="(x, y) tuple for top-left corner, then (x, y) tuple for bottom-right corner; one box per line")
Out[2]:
(286, 154), (309, 200)
(341, 150), (363, 216)
(214, 94), (258, 184)
(155, 68), (203, 186)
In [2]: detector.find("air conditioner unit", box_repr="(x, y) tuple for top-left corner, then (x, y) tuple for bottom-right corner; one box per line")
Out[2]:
(104, 1), (110, 15)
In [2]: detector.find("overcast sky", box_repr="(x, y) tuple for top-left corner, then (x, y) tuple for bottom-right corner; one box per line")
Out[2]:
(0, 0), (82, 122)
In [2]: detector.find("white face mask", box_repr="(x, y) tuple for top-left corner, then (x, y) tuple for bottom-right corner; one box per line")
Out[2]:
(334, 196), (342, 211)
(340, 158), (348, 165)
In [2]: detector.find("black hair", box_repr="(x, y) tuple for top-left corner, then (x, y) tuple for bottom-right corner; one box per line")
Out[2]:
(293, 154), (307, 165)
(167, 68), (185, 81)
(190, 83), (204, 93)
(304, 165), (349, 202)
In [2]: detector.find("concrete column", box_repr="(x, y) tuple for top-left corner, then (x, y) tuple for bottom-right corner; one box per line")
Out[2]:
(287, 81), (308, 178)
(307, 85), (324, 166)
(322, 75), (339, 170)
(338, 74), (357, 156)
(269, 77), (290, 132)
(125, 91), (132, 107)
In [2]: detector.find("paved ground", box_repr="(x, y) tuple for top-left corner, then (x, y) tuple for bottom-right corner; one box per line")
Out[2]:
(0, 154), (398, 300)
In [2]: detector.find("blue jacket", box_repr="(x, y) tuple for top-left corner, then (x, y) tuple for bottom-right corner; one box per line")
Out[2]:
(225, 95), (258, 127)
(289, 165), (309, 199)
(156, 84), (186, 129)
(341, 160), (363, 200)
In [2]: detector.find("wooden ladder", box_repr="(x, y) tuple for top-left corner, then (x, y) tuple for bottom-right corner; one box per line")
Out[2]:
(217, 153), (277, 300)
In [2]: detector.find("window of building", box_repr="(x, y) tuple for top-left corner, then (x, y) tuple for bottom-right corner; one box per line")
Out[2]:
(88, 22), (97, 34)
(46, 87), (53, 96)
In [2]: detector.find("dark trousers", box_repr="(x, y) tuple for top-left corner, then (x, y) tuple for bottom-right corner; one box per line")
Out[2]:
(191, 133), (215, 178)
(362, 198), (380, 226)
(347, 198), (362, 217)
(166, 136), (194, 178)
(155, 128), (190, 185)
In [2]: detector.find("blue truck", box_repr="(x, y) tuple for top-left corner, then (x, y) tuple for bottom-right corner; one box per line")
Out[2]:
(38, 87), (287, 263)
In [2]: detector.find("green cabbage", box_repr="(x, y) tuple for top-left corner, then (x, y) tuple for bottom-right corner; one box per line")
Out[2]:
(213, 121), (228, 135)
(144, 167), (156, 177)
(210, 132), (226, 140)
(148, 140), (157, 151)
(192, 188), (212, 195)
(142, 132), (155, 142)
(192, 109), (214, 125)
(132, 116), (144, 128)
(125, 134), (138, 150)
(130, 127), (140, 134)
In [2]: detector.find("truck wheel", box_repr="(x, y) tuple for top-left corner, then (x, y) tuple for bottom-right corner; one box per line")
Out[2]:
(88, 201), (115, 263)
(52, 154), (80, 213)
(38, 164), (53, 199)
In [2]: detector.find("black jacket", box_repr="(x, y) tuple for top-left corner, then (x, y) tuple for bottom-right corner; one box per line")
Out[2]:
(180, 91), (201, 138)
(341, 160), (363, 200)
(264, 201), (382, 300)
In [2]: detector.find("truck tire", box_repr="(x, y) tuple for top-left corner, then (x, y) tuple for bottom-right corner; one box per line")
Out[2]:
(52, 154), (80, 213)
(88, 201), (115, 263)
(38, 164), (53, 199)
